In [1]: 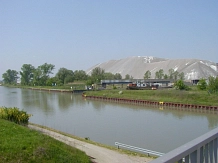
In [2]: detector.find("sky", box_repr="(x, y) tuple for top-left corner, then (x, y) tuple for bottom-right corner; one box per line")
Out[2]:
(0, 0), (218, 80)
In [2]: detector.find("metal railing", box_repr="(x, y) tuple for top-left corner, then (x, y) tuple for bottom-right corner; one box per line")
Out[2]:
(151, 127), (218, 163)
(115, 142), (164, 157)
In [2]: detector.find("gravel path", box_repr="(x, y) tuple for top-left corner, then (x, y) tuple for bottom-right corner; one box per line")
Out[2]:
(28, 125), (153, 163)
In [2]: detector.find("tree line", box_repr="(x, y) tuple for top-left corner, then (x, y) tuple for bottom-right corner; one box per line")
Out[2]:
(144, 68), (185, 80)
(2, 63), (182, 86)
(2, 63), (218, 94)
(2, 63), (87, 86)
(2, 64), (124, 86)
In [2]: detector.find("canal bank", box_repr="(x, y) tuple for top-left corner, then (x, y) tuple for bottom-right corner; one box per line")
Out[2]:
(11, 85), (218, 112)
(28, 87), (218, 111)
(28, 124), (153, 163)
(29, 87), (86, 93)
(1, 86), (218, 153)
(4, 85), (218, 107)
(83, 89), (218, 110)
(83, 95), (218, 111)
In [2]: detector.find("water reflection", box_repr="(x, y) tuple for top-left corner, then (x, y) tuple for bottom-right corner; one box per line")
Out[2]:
(207, 118), (218, 129)
(21, 90), (55, 115)
(91, 101), (106, 111)
(156, 106), (218, 129)
(0, 86), (218, 153)
(57, 93), (73, 110)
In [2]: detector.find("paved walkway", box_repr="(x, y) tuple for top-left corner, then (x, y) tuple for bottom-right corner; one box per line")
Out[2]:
(28, 125), (153, 163)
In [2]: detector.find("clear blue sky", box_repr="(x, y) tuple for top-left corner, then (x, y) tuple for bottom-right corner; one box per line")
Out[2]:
(0, 0), (217, 79)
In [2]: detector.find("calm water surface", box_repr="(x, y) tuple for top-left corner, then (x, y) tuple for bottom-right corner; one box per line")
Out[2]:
(0, 86), (218, 153)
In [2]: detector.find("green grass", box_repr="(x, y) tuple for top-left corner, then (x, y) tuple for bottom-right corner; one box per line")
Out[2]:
(31, 123), (154, 159)
(0, 119), (91, 163)
(4, 82), (86, 90)
(4, 83), (218, 106)
(85, 88), (218, 106)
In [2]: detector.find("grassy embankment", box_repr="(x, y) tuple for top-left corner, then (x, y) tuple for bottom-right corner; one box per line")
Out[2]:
(3, 81), (87, 91)
(84, 87), (218, 106)
(0, 107), (153, 161)
(0, 107), (90, 163)
(31, 123), (154, 159)
(4, 83), (218, 106)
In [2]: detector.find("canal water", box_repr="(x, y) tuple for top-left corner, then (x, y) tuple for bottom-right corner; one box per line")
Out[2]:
(0, 86), (218, 153)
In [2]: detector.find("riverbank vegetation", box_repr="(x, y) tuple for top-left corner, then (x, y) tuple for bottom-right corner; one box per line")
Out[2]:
(4, 81), (86, 90)
(0, 119), (91, 163)
(0, 108), (149, 162)
(2, 64), (218, 92)
(0, 107), (31, 125)
(84, 88), (218, 106)
(1, 64), (218, 105)
(31, 123), (153, 159)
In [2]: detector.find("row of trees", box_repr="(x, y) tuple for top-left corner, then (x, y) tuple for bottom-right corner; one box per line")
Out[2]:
(2, 64), (218, 93)
(2, 69), (19, 84)
(1, 64), (138, 86)
(144, 68), (185, 80)
(0, 65), (188, 86)
(2, 63), (88, 86)
(197, 77), (218, 93)
(3, 64), (186, 86)
(173, 76), (218, 93)
(2, 64), (127, 86)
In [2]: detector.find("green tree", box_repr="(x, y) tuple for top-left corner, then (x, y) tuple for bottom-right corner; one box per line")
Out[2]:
(207, 76), (218, 94)
(197, 78), (207, 90)
(86, 78), (93, 86)
(56, 68), (74, 84)
(2, 69), (19, 84)
(46, 77), (60, 86)
(155, 69), (164, 79)
(173, 71), (179, 80)
(174, 79), (189, 90)
(144, 70), (151, 79)
(168, 69), (184, 80)
(178, 72), (185, 80)
(40, 63), (55, 76)
(114, 73), (122, 79)
(91, 67), (105, 82)
(159, 69), (164, 79)
(33, 63), (55, 86)
(33, 68), (42, 86)
(168, 68), (174, 79)
(164, 74), (168, 79)
(125, 74), (133, 79)
(64, 75), (74, 84)
(104, 72), (115, 80)
(74, 70), (88, 81)
(20, 64), (35, 85)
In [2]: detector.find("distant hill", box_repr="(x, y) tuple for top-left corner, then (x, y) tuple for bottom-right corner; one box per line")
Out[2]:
(86, 56), (218, 80)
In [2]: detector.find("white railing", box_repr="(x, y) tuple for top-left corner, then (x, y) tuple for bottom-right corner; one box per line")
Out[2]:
(115, 142), (164, 157)
(151, 127), (218, 163)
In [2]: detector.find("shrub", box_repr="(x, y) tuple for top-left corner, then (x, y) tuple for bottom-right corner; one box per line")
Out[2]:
(197, 78), (207, 90)
(207, 76), (218, 94)
(174, 79), (190, 90)
(0, 107), (32, 125)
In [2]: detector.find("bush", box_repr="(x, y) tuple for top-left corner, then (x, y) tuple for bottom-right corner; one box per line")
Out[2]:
(0, 107), (32, 125)
(207, 76), (218, 94)
(174, 80), (190, 90)
(197, 78), (207, 90)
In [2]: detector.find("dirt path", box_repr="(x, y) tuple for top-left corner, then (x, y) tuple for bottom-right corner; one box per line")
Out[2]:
(28, 125), (153, 163)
